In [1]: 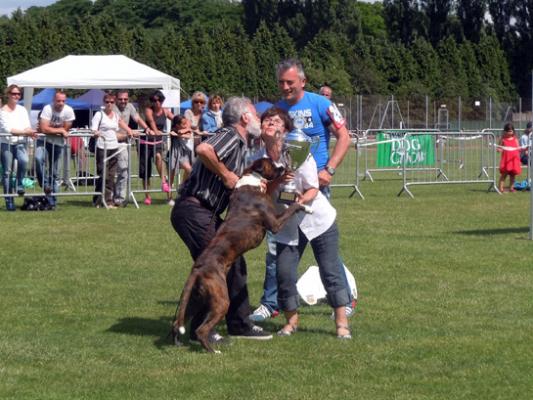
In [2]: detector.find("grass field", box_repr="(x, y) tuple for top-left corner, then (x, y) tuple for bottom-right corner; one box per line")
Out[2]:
(1, 177), (533, 400)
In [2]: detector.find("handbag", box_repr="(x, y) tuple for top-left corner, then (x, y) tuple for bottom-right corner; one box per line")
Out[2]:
(89, 112), (104, 153)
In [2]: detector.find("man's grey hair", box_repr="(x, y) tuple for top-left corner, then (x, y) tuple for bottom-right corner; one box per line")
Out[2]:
(319, 85), (332, 95)
(222, 96), (253, 126)
(276, 58), (306, 80)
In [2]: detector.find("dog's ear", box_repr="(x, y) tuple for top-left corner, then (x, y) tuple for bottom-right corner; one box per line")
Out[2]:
(274, 165), (286, 179)
(245, 158), (283, 180)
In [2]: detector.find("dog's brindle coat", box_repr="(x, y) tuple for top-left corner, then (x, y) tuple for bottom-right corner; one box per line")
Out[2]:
(173, 158), (305, 353)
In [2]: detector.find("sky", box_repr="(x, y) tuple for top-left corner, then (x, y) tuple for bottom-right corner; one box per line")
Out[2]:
(1, 0), (57, 16)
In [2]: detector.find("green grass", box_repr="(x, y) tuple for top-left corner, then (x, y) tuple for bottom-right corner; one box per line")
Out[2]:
(1, 180), (533, 399)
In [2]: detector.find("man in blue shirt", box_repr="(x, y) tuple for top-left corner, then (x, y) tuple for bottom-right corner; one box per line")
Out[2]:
(276, 59), (350, 188)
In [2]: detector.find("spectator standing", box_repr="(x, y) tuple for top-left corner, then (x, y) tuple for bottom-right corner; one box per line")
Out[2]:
(142, 90), (174, 205)
(167, 115), (194, 206)
(200, 94), (224, 134)
(91, 93), (133, 208)
(184, 91), (208, 144)
(498, 122), (521, 193)
(170, 97), (272, 344)
(0, 84), (36, 211)
(520, 122), (531, 166)
(319, 85), (333, 100)
(36, 91), (75, 208)
(113, 90), (150, 207)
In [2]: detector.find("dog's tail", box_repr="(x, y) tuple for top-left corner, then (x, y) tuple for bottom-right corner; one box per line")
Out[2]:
(174, 269), (200, 336)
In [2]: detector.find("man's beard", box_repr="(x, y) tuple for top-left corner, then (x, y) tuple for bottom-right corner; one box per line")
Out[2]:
(247, 118), (261, 138)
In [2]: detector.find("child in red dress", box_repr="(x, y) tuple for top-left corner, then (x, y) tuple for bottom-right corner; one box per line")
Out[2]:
(498, 123), (522, 192)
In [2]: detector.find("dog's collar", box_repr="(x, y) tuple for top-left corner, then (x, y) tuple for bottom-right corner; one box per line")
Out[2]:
(235, 173), (265, 192)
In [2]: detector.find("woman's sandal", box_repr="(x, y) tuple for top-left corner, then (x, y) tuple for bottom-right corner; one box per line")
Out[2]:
(277, 325), (298, 337)
(336, 324), (352, 340)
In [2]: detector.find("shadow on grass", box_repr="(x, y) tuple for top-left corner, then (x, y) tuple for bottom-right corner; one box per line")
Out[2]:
(455, 226), (529, 235)
(62, 199), (96, 208)
(106, 315), (207, 353)
(106, 316), (175, 348)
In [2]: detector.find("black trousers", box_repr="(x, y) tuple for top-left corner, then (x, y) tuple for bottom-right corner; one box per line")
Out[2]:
(95, 147), (118, 204)
(170, 196), (253, 335)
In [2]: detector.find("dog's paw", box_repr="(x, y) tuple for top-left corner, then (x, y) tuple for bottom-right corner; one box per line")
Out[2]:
(173, 334), (184, 347)
(301, 205), (313, 214)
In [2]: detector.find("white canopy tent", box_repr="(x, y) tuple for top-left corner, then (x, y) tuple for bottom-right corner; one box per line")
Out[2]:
(7, 55), (180, 112)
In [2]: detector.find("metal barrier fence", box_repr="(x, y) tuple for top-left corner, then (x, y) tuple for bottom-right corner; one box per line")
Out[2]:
(0, 130), (183, 210)
(343, 130), (500, 199)
(0, 131), (102, 208)
(128, 132), (188, 208)
(398, 131), (498, 198)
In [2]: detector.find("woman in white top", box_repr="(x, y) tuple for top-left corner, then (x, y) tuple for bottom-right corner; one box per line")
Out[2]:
(261, 108), (352, 340)
(91, 93), (132, 208)
(0, 84), (37, 211)
(184, 91), (210, 146)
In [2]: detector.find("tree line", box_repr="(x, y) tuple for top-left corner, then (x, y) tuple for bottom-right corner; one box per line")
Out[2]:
(0, 0), (529, 103)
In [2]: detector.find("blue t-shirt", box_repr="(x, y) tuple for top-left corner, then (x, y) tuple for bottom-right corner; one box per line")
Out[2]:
(277, 91), (334, 170)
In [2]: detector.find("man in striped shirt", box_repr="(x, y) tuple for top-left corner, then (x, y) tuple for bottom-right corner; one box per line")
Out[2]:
(171, 97), (272, 345)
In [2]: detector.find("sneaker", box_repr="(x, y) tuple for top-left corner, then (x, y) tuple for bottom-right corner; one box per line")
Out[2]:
(331, 299), (357, 320)
(167, 199), (175, 206)
(161, 181), (170, 193)
(144, 197), (152, 206)
(189, 331), (229, 346)
(249, 304), (277, 322)
(229, 325), (273, 340)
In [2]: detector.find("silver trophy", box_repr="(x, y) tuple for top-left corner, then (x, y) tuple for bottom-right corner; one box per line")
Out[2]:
(278, 120), (318, 204)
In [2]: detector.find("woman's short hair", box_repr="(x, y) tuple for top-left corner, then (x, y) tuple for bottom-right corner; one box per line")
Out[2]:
(102, 92), (116, 103)
(260, 107), (293, 132)
(191, 91), (207, 105)
(208, 94), (223, 109)
(5, 84), (21, 97)
(222, 97), (252, 126)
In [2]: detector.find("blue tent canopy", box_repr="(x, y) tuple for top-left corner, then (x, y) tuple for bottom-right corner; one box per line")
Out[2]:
(76, 89), (106, 110)
(20, 88), (90, 110)
(254, 101), (273, 115)
(179, 99), (192, 114)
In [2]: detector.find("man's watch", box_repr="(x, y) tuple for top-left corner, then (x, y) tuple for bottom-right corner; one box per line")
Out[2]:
(325, 165), (336, 176)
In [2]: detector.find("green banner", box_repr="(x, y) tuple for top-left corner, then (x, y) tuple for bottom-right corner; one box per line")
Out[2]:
(376, 132), (435, 167)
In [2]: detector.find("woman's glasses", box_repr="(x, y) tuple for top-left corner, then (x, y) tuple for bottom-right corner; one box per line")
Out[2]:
(9, 92), (22, 96)
(151, 98), (162, 103)
(193, 100), (205, 105)
(262, 117), (284, 127)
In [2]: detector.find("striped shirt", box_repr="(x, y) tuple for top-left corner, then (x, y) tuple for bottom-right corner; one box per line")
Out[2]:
(180, 126), (248, 214)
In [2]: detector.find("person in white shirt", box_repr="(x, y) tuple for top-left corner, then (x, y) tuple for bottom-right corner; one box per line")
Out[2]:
(261, 107), (352, 340)
(91, 93), (132, 208)
(37, 91), (76, 208)
(0, 84), (37, 211)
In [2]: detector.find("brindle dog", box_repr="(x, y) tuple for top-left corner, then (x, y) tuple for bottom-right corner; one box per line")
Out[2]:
(173, 157), (308, 353)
